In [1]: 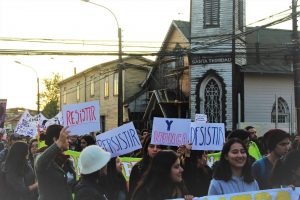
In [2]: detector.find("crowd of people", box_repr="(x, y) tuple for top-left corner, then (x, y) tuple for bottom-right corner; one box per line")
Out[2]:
(0, 124), (299, 200)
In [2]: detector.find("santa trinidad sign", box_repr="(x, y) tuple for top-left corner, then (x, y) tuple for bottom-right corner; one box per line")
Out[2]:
(188, 53), (232, 65)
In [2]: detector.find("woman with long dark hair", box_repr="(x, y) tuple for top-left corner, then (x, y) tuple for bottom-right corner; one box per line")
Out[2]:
(132, 150), (193, 200)
(3, 141), (38, 200)
(270, 150), (300, 187)
(28, 138), (38, 169)
(208, 138), (259, 195)
(128, 133), (162, 199)
(106, 157), (128, 200)
(182, 150), (212, 197)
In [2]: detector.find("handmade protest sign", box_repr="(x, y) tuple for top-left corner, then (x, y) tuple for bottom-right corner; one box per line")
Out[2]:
(96, 122), (142, 157)
(15, 110), (37, 137)
(62, 101), (100, 135)
(120, 157), (141, 181)
(151, 117), (191, 147)
(39, 112), (63, 131)
(195, 114), (207, 123)
(189, 122), (225, 150)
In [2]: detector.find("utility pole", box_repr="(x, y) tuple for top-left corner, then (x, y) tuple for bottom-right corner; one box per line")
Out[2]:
(81, 0), (123, 126)
(118, 27), (123, 126)
(232, 0), (238, 130)
(292, 0), (300, 134)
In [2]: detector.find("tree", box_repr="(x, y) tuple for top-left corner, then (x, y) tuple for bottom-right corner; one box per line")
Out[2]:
(40, 73), (62, 118)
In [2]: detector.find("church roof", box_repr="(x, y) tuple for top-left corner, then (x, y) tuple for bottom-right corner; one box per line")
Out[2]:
(173, 20), (190, 39)
(242, 27), (298, 74)
(240, 64), (293, 74)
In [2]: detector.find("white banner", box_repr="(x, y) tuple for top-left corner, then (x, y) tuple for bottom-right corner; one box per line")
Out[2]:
(62, 101), (100, 136)
(151, 117), (191, 147)
(14, 110), (37, 137)
(192, 187), (300, 200)
(42, 112), (63, 131)
(189, 122), (225, 150)
(96, 122), (142, 157)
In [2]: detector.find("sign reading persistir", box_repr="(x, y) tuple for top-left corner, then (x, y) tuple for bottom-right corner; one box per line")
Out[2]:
(96, 122), (142, 157)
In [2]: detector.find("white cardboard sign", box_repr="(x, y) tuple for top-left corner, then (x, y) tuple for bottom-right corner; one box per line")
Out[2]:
(95, 122), (142, 157)
(62, 101), (100, 135)
(189, 122), (225, 150)
(151, 117), (191, 146)
(43, 112), (64, 130)
(14, 110), (37, 137)
(195, 113), (207, 123)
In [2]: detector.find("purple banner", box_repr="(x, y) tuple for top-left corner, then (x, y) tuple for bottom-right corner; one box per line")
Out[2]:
(0, 99), (7, 128)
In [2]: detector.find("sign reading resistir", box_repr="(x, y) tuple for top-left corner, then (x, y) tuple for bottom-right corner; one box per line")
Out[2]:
(62, 101), (100, 135)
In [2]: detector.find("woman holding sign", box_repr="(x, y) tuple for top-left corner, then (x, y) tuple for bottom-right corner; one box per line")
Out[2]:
(208, 138), (259, 195)
(132, 150), (193, 200)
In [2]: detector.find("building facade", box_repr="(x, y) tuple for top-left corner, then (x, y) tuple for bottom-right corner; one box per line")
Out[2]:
(59, 56), (153, 132)
(190, 0), (298, 134)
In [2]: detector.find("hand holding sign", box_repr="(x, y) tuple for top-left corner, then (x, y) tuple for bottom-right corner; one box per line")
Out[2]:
(56, 126), (70, 151)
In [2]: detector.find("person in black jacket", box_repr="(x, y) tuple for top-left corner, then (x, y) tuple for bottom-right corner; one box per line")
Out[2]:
(128, 133), (163, 199)
(74, 145), (111, 200)
(182, 150), (212, 197)
(106, 157), (128, 200)
(3, 141), (38, 200)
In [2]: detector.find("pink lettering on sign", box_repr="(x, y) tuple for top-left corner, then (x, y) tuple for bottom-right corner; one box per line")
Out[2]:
(153, 131), (188, 146)
(66, 106), (96, 126)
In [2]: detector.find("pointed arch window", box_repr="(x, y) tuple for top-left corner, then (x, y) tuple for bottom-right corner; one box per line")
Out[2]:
(271, 97), (289, 123)
(204, 78), (222, 122)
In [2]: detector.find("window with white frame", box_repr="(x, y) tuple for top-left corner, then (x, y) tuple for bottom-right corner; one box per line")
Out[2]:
(76, 82), (80, 101)
(104, 77), (109, 97)
(204, 0), (220, 27)
(113, 73), (118, 95)
(90, 76), (95, 97)
(271, 97), (289, 123)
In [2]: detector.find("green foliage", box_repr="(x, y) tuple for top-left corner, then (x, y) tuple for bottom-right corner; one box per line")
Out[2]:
(42, 100), (59, 118)
(40, 73), (61, 118)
